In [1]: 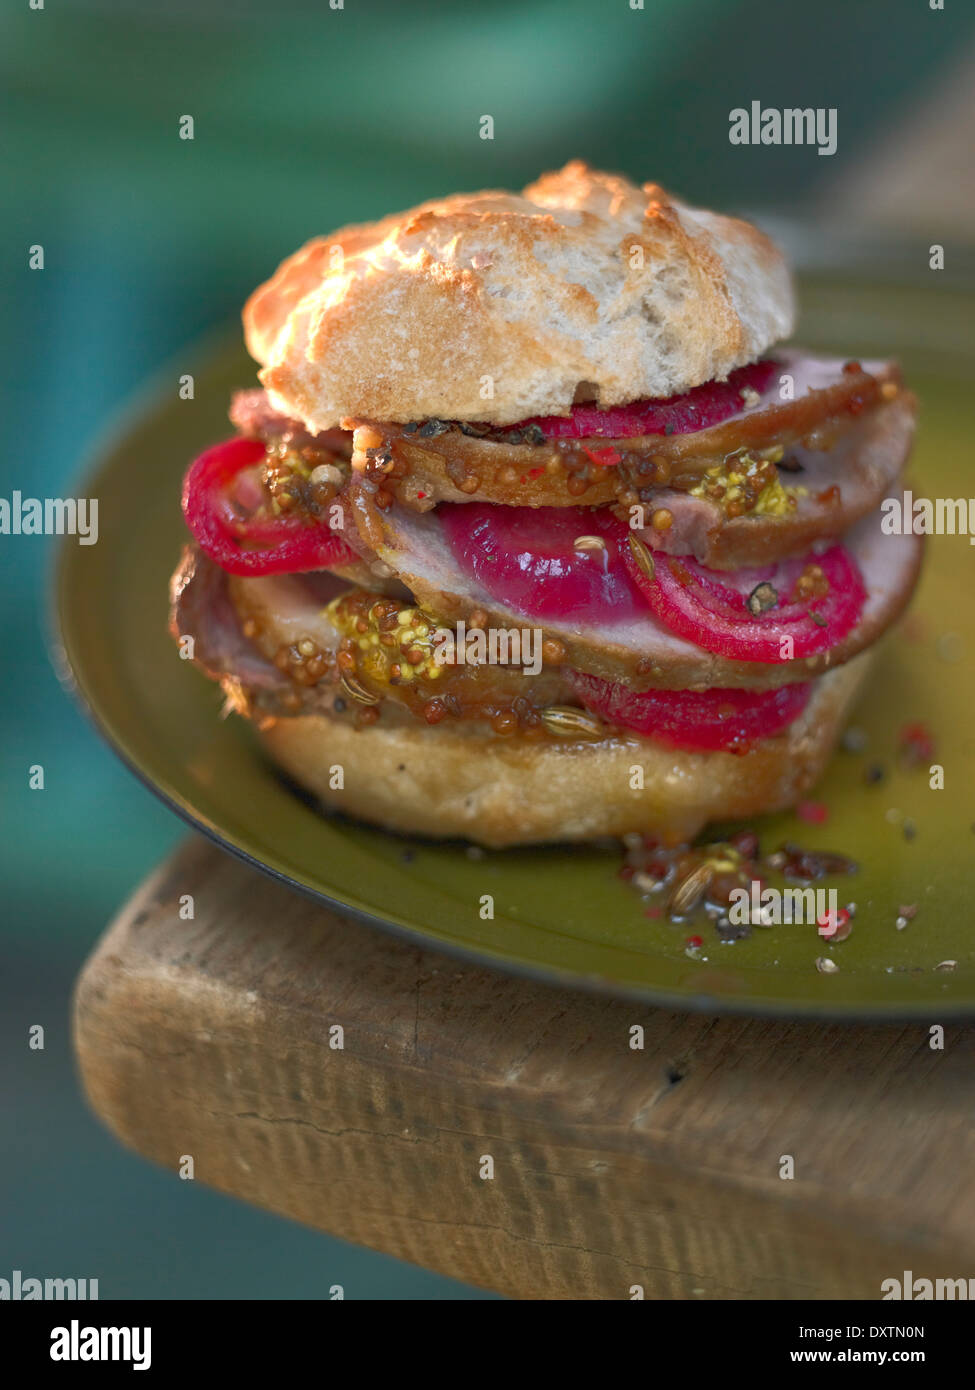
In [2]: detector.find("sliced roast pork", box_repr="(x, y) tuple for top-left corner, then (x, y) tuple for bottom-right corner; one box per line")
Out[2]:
(229, 354), (908, 519)
(169, 545), (285, 692)
(629, 395), (914, 568)
(342, 351), (906, 511)
(362, 500), (923, 692)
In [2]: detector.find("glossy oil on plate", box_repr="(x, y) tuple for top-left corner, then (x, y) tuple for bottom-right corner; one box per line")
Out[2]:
(56, 278), (975, 1018)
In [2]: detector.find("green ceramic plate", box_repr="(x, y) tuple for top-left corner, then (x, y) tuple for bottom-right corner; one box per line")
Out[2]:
(56, 277), (975, 1018)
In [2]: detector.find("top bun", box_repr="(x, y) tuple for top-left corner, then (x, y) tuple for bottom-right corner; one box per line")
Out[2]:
(245, 160), (795, 430)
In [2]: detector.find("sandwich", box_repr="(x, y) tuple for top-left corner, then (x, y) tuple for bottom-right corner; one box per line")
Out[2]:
(170, 161), (921, 847)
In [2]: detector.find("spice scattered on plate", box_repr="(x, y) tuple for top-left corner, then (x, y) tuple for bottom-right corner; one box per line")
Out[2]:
(841, 726), (868, 753)
(716, 917), (751, 941)
(772, 843), (858, 879)
(898, 722), (936, 769)
(864, 763), (886, 785)
(797, 800), (829, 825)
(816, 957), (840, 974)
(619, 830), (857, 938)
(817, 906), (853, 941)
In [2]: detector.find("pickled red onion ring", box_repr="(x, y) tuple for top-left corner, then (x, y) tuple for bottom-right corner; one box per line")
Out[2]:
(568, 670), (812, 751)
(182, 437), (359, 576)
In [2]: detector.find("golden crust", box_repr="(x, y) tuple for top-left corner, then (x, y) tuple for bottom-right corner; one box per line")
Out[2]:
(258, 655), (871, 848)
(244, 161), (795, 430)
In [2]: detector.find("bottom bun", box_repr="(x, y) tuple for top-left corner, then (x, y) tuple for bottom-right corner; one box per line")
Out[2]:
(258, 652), (873, 847)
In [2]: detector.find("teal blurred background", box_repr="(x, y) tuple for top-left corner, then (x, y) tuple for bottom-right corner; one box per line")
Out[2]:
(2, 0), (972, 1299)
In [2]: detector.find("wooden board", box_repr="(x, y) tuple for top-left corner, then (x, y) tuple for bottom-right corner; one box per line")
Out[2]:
(73, 836), (975, 1300)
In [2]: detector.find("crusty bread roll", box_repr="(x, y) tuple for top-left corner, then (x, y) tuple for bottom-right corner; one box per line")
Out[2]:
(245, 160), (794, 431)
(259, 653), (871, 848)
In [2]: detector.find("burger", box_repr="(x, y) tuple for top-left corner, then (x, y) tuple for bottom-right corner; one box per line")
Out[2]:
(170, 161), (920, 847)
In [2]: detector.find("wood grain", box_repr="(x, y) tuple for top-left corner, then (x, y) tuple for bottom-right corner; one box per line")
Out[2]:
(73, 836), (975, 1300)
